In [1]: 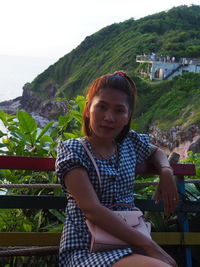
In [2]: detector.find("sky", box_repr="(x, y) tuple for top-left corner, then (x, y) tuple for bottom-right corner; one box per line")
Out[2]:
(0, 0), (199, 101)
(1, 0), (199, 60)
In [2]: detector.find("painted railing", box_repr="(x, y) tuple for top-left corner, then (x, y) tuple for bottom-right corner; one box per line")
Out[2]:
(0, 156), (199, 267)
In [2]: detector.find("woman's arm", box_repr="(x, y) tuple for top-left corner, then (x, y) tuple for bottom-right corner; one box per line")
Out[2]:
(147, 145), (179, 215)
(64, 167), (177, 266)
(64, 168), (151, 248)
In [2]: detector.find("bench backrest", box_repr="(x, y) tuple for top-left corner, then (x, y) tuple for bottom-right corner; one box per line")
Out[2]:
(0, 155), (196, 175)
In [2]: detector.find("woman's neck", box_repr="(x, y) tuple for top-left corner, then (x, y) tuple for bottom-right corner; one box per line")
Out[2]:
(88, 134), (113, 147)
(86, 135), (116, 159)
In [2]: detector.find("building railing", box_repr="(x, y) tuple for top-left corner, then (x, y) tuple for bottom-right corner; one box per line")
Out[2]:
(136, 55), (200, 65)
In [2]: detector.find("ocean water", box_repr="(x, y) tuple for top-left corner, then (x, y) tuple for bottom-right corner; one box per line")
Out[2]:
(0, 55), (56, 102)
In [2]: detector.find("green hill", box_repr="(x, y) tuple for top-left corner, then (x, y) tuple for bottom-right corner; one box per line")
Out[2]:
(134, 72), (200, 132)
(26, 5), (200, 132)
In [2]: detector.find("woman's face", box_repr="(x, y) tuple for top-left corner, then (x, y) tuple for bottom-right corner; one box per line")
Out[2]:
(87, 88), (130, 140)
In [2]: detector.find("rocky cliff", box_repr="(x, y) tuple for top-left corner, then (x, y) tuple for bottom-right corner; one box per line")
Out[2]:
(20, 83), (67, 120)
(0, 83), (67, 127)
(149, 125), (200, 159)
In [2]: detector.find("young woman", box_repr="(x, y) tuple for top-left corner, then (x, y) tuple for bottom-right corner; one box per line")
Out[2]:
(56, 71), (178, 267)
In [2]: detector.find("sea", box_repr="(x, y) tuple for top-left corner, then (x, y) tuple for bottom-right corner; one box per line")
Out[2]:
(0, 54), (56, 132)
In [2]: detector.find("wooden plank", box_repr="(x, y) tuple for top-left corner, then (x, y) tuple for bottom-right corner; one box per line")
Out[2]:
(0, 156), (196, 176)
(136, 162), (196, 176)
(0, 233), (61, 246)
(136, 199), (200, 213)
(0, 156), (55, 171)
(0, 196), (199, 213)
(152, 232), (182, 245)
(152, 232), (200, 245)
(0, 232), (200, 246)
(180, 200), (200, 213)
(184, 232), (200, 245)
(0, 195), (67, 209)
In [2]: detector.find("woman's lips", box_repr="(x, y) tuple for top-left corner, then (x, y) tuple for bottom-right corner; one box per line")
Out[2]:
(100, 125), (114, 130)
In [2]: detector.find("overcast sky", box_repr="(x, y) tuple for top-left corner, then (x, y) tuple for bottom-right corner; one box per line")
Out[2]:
(1, 0), (199, 61)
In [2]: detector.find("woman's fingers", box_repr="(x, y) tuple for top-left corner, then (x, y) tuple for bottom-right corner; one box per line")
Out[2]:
(155, 183), (179, 214)
(163, 192), (179, 215)
(154, 186), (161, 204)
(157, 170), (179, 215)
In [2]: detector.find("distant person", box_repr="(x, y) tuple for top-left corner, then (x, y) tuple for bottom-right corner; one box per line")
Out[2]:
(167, 56), (170, 62)
(151, 52), (156, 61)
(56, 71), (178, 267)
(182, 58), (187, 65)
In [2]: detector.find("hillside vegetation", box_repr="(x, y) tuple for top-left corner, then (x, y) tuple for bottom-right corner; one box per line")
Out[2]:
(134, 72), (200, 131)
(28, 5), (200, 131)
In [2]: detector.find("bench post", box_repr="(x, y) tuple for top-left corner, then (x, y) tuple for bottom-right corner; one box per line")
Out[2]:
(177, 176), (192, 267)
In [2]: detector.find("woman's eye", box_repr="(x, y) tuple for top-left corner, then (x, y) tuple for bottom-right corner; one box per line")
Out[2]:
(116, 109), (124, 113)
(98, 104), (106, 110)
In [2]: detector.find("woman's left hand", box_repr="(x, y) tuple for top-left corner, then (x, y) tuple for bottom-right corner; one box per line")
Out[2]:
(154, 168), (179, 215)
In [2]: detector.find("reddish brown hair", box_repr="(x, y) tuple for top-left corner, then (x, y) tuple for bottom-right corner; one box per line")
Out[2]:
(82, 72), (137, 142)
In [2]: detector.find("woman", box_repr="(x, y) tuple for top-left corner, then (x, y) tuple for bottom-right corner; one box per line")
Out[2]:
(56, 71), (178, 267)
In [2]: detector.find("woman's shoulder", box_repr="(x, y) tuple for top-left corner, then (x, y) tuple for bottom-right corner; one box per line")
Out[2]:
(125, 130), (151, 162)
(56, 138), (91, 182)
(126, 129), (150, 143)
(58, 137), (84, 148)
(57, 137), (87, 157)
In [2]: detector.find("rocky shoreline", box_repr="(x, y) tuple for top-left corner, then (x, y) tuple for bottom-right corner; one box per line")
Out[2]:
(0, 97), (21, 113)
(0, 83), (67, 128)
(0, 96), (51, 128)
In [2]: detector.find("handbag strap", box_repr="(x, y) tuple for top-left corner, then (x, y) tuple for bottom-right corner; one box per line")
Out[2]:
(109, 203), (138, 211)
(78, 138), (102, 189)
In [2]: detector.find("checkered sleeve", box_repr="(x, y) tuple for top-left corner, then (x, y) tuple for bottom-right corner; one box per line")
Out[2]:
(55, 139), (90, 188)
(128, 130), (152, 163)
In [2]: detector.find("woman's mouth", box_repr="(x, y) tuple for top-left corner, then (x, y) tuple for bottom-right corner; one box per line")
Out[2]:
(100, 125), (114, 130)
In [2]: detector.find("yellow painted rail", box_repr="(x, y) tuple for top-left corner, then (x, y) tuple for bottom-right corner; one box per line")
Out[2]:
(0, 232), (200, 246)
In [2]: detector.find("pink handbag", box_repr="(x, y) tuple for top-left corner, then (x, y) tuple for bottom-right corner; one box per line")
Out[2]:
(78, 139), (151, 252)
(86, 205), (151, 252)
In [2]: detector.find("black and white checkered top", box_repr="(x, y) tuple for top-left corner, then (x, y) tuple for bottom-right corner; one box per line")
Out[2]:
(56, 130), (151, 267)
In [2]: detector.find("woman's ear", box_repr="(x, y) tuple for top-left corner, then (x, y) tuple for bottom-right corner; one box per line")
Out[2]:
(85, 101), (90, 118)
(129, 110), (133, 121)
(128, 111), (132, 123)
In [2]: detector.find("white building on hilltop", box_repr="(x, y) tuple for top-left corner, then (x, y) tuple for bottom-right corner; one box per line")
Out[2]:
(136, 54), (200, 80)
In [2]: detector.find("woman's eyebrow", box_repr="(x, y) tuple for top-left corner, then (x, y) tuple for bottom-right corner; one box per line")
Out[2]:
(98, 100), (107, 104)
(99, 100), (126, 108)
(98, 100), (127, 108)
(115, 104), (127, 108)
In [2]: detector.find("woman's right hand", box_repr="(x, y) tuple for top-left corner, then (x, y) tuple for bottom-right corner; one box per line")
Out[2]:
(144, 240), (178, 267)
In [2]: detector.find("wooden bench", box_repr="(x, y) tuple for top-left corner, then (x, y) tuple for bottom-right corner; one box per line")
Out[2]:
(0, 155), (199, 266)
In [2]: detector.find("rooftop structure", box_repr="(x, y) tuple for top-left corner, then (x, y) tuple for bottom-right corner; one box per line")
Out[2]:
(136, 54), (200, 80)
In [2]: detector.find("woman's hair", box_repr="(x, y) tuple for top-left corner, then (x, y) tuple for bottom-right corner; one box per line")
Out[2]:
(82, 71), (137, 142)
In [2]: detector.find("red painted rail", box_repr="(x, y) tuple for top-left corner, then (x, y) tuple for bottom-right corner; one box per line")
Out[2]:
(0, 155), (196, 176)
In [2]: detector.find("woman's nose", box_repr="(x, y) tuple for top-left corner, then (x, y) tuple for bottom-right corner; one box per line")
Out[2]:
(104, 111), (114, 121)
